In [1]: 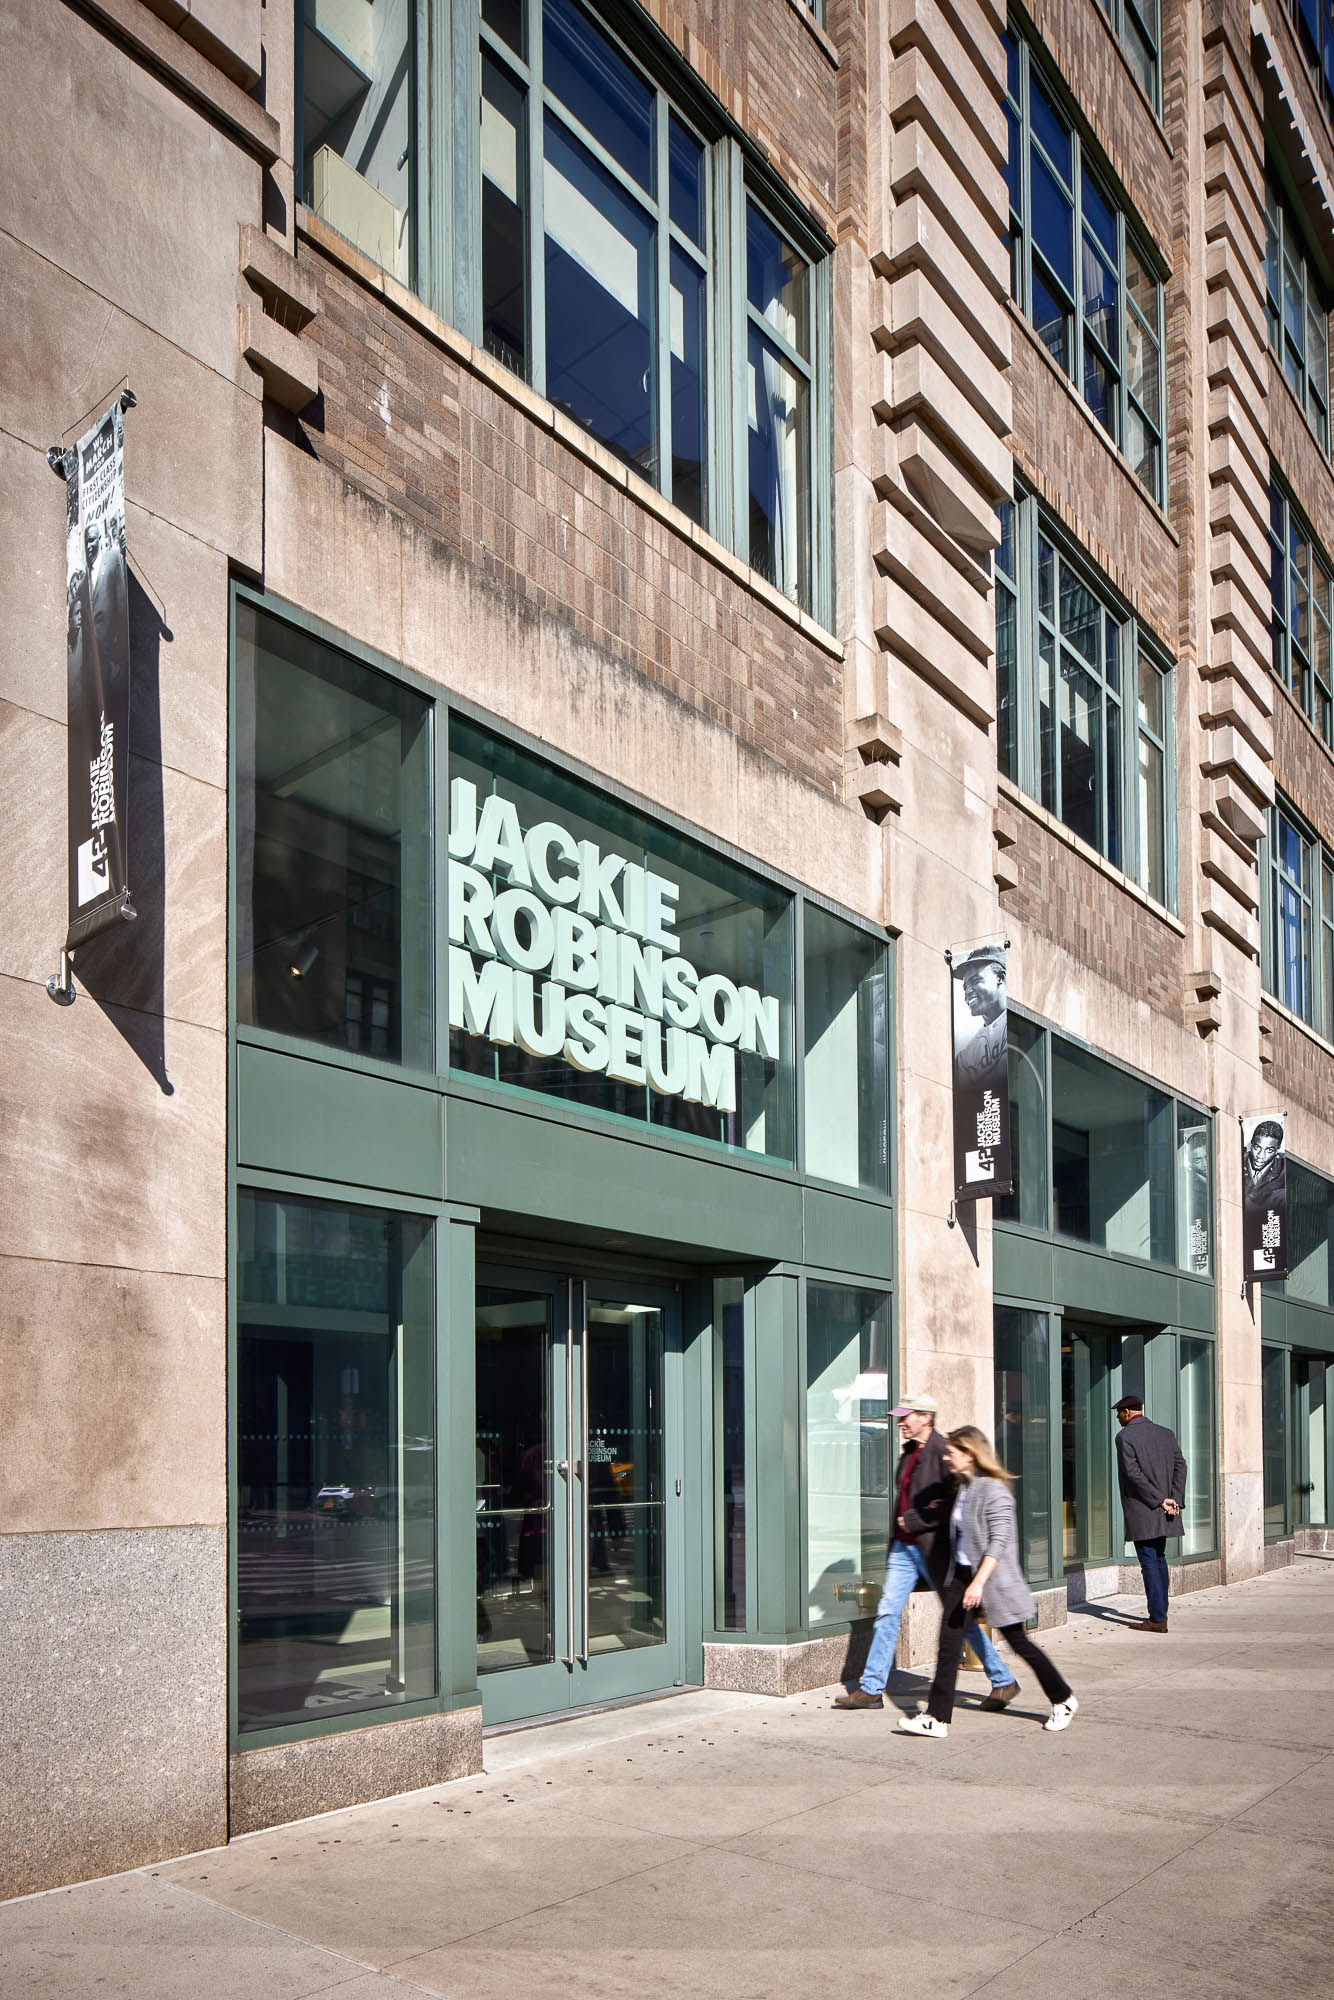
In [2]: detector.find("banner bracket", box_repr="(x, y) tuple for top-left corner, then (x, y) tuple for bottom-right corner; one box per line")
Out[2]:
(946, 1200), (957, 1229)
(45, 948), (76, 1007)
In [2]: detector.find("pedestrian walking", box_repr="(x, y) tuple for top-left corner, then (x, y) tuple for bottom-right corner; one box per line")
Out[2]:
(897, 1425), (1078, 1740)
(1114, 1394), (1187, 1632)
(834, 1396), (1020, 1712)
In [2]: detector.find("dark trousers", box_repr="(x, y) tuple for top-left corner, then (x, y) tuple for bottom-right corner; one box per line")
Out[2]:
(927, 1567), (1073, 1724)
(1134, 1536), (1170, 1623)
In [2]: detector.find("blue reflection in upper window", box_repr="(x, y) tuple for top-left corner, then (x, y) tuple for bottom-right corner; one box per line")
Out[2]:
(543, 0), (654, 192)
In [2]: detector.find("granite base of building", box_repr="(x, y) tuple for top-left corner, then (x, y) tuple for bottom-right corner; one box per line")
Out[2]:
(228, 1706), (484, 1836)
(1294, 1527), (1334, 1554)
(1265, 1538), (1297, 1570)
(0, 1526), (228, 1901)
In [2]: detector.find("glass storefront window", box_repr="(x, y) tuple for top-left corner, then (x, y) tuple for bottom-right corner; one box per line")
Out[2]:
(805, 1285), (892, 1625)
(802, 904), (889, 1192)
(1286, 1160), (1334, 1306)
(1050, 1035), (1174, 1262)
(1176, 1109), (1212, 1276)
(300, 0), (415, 285)
(476, 1286), (555, 1674)
(993, 1305), (1053, 1583)
(995, 1014), (1048, 1227)
(1262, 1342), (1288, 1540)
(714, 1277), (747, 1630)
(449, 716), (795, 1160)
(1178, 1335), (1216, 1555)
(235, 603), (433, 1067)
(236, 1191), (435, 1733)
(1292, 1353), (1329, 1528)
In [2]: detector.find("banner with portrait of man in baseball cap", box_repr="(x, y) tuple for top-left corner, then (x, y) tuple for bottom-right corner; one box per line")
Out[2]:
(1241, 1111), (1287, 1282)
(63, 395), (134, 949)
(949, 941), (1012, 1201)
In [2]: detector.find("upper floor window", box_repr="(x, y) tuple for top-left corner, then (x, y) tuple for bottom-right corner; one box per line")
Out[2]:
(1094, 0), (1160, 108)
(299, 0), (417, 287)
(996, 491), (1173, 903)
(1265, 180), (1330, 452)
(1004, 27), (1165, 500)
(1263, 800), (1334, 1034)
(1270, 481), (1334, 742)
(478, 0), (825, 610)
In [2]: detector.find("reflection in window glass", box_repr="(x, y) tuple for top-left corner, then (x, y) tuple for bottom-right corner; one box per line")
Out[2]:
(1293, 1353), (1328, 1527)
(806, 1286), (892, 1627)
(670, 244), (707, 526)
(448, 716), (795, 1161)
(1051, 1036), (1174, 1262)
(1176, 1109), (1211, 1276)
(235, 603), (433, 1067)
(543, 0), (653, 190)
(300, 0), (414, 284)
(1285, 1159), (1334, 1305)
(476, 1287), (554, 1674)
(803, 905), (889, 1192)
(747, 206), (811, 358)
(715, 1277), (747, 1630)
(481, 55), (528, 374)
(236, 1192), (435, 1732)
(994, 1306), (1053, 1583)
(748, 325), (810, 606)
(1179, 1336), (1216, 1555)
(544, 119), (656, 479)
(995, 1014), (1048, 1228)
(1262, 1343), (1288, 1539)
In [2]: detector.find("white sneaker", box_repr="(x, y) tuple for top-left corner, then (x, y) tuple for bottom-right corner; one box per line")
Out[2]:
(896, 1712), (949, 1738)
(1044, 1696), (1079, 1733)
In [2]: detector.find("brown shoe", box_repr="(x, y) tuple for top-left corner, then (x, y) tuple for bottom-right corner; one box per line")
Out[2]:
(979, 1680), (1021, 1710)
(833, 1687), (883, 1709)
(1131, 1619), (1168, 1632)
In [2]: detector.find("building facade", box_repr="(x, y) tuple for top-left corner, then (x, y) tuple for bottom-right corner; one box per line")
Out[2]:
(3, 0), (1334, 1897)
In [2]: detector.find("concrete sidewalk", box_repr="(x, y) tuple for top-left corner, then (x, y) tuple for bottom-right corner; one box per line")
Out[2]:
(6, 1561), (1334, 2000)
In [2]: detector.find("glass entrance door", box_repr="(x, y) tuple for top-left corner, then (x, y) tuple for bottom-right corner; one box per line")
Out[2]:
(475, 1271), (682, 1724)
(1061, 1323), (1146, 1567)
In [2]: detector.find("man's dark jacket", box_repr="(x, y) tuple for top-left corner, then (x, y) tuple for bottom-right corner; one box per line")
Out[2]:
(892, 1429), (953, 1587)
(1115, 1415), (1187, 1542)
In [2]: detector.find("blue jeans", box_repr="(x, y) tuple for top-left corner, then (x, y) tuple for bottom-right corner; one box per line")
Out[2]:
(860, 1540), (1010, 1694)
(1134, 1536), (1170, 1623)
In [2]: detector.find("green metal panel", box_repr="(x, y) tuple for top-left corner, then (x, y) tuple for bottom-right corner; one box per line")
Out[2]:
(803, 1187), (894, 1284)
(1051, 1243), (1182, 1323)
(993, 1228), (1054, 1305)
(236, 1041), (444, 1198)
(446, 1090), (804, 1261)
(751, 1271), (803, 1642)
(1273, 1295), (1334, 1355)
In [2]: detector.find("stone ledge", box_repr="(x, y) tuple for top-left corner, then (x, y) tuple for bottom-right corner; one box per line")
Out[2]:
(229, 1706), (483, 1835)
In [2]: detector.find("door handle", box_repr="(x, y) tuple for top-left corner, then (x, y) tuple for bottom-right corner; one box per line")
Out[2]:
(557, 1460), (569, 1476)
(578, 1285), (590, 1667)
(560, 1281), (576, 1670)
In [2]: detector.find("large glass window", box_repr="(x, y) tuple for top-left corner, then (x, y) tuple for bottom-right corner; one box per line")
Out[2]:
(996, 493), (1172, 903)
(476, 0), (824, 608)
(448, 715), (795, 1160)
(1286, 1159), (1334, 1304)
(236, 1191), (435, 1733)
(1051, 1036), (1174, 1261)
(1178, 1335), (1217, 1556)
(1265, 180), (1330, 454)
(1262, 1342), (1288, 1539)
(1270, 483), (1334, 744)
(995, 1012), (1049, 1228)
(235, 603), (433, 1067)
(993, 1305), (1054, 1583)
(1094, 0), (1160, 106)
(805, 1285), (892, 1626)
(714, 1276), (746, 1630)
(299, 0), (415, 285)
(1004, 29), (1165, 498)
(1293, 1352), (1329, 1527)
(1260, 801), (1334, 1035)
(802, 904), (890, 1192)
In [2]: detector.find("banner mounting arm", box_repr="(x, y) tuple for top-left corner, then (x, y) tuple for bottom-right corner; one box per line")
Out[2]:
(46, 948), (76, 1007)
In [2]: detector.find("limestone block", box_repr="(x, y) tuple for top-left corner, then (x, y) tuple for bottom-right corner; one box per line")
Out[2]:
(887, 124), (1010, 283)
(240, 298), (320, 412)
(874, 574), (995, 726)
(874, 348), (1012, 495)
(179, 0), (262, 88)
(0, 1260), (225, 1533)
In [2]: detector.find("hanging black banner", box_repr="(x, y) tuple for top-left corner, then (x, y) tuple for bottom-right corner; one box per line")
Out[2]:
(64, 397), (134, 949)
(950, 941), (1012, 1201)
(1241, 1111), (1287, 1282)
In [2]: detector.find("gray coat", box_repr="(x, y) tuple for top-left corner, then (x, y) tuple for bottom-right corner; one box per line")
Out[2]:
(948, 1475), (1036, 1629)
(1115, 1416), (1187, 1542)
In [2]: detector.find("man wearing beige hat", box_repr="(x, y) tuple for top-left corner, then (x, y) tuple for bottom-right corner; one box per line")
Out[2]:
(834, 1394), (1018, 1710)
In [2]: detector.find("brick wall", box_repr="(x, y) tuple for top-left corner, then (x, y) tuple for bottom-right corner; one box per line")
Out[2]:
(1263, 1001), (1334, 1117)
(299, 248), (846, 792)
(1001, 805), (1186, 1018)
(1273, 677), (1334, 840)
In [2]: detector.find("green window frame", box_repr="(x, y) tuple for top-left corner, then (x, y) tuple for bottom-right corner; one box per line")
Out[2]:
(996, 489), (1174, 905)
(1261, 798), (1334, 1036)
(1265, 177), (1331, 454)
(1093, 0), (1160, 108)
(1269, 480), (1334, 743)
(1003, 22), (1165, 500)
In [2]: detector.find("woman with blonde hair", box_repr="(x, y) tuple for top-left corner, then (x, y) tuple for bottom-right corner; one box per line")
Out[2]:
(896, 1424), (1078, 1740)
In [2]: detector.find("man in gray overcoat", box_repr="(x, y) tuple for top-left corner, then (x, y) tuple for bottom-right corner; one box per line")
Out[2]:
(1114, 1394), (1187, 1632)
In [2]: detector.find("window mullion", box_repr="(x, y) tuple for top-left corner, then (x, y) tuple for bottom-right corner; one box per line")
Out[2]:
(1020, 45), (1033, 321)
(654, 91), (671, 508)
(1072, 131), (1084, 393)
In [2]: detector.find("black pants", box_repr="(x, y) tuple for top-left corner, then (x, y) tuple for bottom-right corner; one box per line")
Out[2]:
(927, 1567), (1073, 1724)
